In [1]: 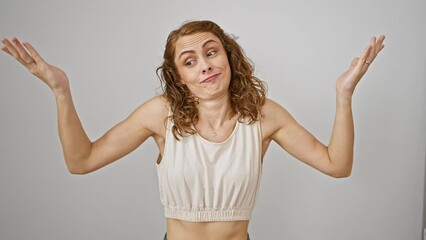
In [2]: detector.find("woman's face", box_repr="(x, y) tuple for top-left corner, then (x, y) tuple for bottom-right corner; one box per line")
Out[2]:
(174, 32), (231, 101)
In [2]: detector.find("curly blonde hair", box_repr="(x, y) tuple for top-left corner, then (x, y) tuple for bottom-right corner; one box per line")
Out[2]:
(156, 20), (267, 139)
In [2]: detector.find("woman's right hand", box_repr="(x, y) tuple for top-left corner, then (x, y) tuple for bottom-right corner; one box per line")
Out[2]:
(1, 38), (69, 96)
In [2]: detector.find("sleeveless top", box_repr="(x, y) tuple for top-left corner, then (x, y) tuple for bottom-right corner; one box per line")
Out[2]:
(156, 117), (263, 222)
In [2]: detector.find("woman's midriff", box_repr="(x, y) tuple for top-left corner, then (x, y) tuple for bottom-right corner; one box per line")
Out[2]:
(166, 218), (249, 240)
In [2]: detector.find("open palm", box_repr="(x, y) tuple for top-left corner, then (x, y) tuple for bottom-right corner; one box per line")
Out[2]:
(1, 38), (69, 94)
(336, 36), (385, 98)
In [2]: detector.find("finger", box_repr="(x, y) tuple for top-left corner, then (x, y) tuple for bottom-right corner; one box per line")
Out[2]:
(11, 38), (34, 63)
(350, 57), (359, 68)
(367, 35), (386, 65)
(376, 35), (385, 46)
(370, 35), (385, 56)
(2, 47), (13, 56)
(370, 36), (376, 47)
(1, 38), (27, 65)
(376, 35), (385, 54)
(366, 36), (376, 63)
(357, 45), (372, 70)
(22, 41), (45, 64)
(1, 41), (13, 56)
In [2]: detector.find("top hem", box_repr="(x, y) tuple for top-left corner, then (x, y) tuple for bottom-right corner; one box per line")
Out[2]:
(163, 205), (252, 222)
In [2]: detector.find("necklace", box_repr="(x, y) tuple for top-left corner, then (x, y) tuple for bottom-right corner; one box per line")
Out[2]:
(207, 109), (235, 139)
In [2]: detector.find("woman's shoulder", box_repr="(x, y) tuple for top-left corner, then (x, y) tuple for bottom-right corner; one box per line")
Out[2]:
(261, 97), (287, 115)
(260, 98), (295, 137)
(131, 95), (170, 132)
(137, 94), (170, 114)
(261, 97), (296, 121)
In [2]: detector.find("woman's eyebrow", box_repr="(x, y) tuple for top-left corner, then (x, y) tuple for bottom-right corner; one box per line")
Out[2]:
(202, 39), (218, 48)
(178, 39), (218, 60)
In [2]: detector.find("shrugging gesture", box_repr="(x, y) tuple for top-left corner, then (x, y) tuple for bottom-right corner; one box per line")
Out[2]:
(1, 20), (388, 239)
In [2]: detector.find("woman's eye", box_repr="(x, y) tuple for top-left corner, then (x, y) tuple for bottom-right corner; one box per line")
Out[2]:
(207, 50), (217, 57)
(185, 60), (195, 66)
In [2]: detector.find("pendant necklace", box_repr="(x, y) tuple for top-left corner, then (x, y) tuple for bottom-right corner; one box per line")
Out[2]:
(209, 109), (234, 139)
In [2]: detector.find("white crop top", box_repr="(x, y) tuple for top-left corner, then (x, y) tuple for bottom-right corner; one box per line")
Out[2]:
(156, 117), (263, 222)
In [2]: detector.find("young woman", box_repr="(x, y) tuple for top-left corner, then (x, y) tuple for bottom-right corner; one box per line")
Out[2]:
(1, 20), (385, 240)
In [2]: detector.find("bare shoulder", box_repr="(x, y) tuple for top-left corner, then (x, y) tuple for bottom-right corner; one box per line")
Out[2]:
(260, 98), (296, 140)
(261, 98), (294, 123)
(135, 94), (169, 114)
(130, 95), (169, 137)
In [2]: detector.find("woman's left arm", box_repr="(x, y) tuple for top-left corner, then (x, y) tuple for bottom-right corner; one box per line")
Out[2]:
(328, 35), (385, 176)
(268, 36), (385, 178)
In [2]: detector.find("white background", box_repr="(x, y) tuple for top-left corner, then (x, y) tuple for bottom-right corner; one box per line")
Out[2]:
(1, 0), (425, 239)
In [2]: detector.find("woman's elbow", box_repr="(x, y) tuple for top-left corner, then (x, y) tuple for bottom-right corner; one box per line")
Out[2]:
(330, 171), (351, 178)
(328, 167), (352, 178)
(66, 160), (90, 175)
(68, 168), (89, 175)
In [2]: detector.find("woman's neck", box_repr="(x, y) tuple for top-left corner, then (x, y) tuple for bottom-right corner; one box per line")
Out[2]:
(196, 93), (236, 128)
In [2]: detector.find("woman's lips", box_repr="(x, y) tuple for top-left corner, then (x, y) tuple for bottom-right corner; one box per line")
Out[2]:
(201, 73), (221, 83)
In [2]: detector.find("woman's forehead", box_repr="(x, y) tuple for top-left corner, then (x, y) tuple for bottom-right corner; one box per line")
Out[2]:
(175, 32), (221, 53)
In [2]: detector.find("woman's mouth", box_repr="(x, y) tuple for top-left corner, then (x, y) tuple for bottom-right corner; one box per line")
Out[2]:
(201, 73), (221, 84)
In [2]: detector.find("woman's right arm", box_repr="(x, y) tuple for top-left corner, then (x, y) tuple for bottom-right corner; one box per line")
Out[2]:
(1, 38), (164, 174)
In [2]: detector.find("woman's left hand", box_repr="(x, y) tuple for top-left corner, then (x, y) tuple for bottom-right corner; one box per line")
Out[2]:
(336, 35), (385, 99)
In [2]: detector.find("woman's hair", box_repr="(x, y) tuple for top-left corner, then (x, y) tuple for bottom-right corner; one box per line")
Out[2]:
(156, 20), (267, 139)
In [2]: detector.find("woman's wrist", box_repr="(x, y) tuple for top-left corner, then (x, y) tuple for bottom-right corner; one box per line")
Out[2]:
(336, 91), (353, 107)
(52, 82), (71, 100)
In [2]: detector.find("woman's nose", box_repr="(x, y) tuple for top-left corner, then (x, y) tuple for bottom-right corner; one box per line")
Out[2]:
(202, 66), (212, 73)
(200, 57), (212, 73)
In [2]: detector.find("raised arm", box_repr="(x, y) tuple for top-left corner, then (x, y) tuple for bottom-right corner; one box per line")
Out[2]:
(1, 38), (167, 174)
(264, 36), (385, 178)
